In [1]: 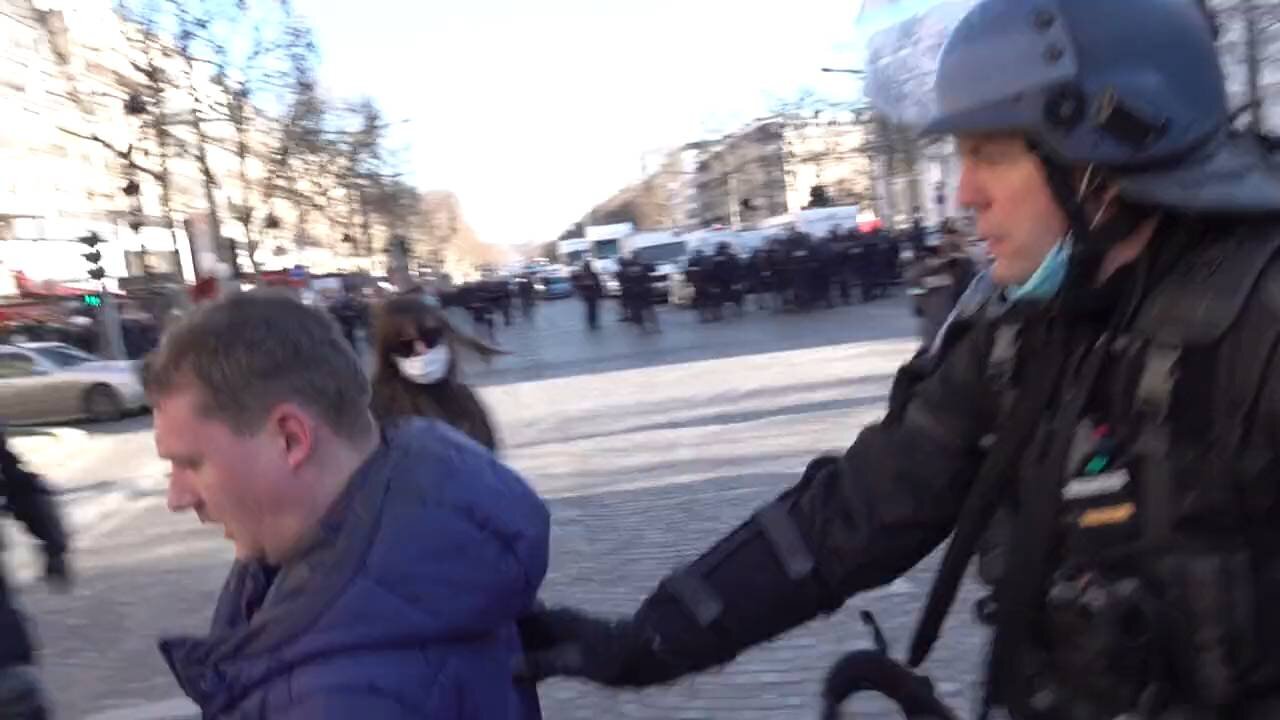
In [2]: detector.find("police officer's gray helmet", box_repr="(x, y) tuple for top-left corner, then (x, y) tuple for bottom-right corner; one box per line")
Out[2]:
(923, 0), (1280, 214)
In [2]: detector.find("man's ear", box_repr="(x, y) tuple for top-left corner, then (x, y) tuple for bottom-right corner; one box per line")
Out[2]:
(270, 404), (315, 470)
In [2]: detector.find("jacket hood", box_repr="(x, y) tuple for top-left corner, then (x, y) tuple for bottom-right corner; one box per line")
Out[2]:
(160, 419), (549, 712)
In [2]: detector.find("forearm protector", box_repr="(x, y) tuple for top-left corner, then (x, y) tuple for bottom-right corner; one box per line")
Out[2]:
(615, 312), (996, 687)
(622, 457), (856, 686)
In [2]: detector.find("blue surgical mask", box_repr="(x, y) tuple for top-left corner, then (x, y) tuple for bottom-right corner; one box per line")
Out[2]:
(1006, 235), (1073, 302)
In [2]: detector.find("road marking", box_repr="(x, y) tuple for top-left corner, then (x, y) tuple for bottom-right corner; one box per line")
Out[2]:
(84, 697), (198, 720)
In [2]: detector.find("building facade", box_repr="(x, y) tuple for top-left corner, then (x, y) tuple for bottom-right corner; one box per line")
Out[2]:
(0, 0), (185, 289)
(694, 114), (871, 228)
(0, 0), (386, 297)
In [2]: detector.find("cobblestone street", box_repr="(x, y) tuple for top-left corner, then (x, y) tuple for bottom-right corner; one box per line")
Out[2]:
(9, 296), (991, 719)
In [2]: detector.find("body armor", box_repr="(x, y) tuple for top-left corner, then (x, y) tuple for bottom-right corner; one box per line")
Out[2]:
(957, 231), (1280, 718)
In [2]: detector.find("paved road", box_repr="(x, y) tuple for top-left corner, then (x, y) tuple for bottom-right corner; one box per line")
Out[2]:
(8, 294), (992, 719)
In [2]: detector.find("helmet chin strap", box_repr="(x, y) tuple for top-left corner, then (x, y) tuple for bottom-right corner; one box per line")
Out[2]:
(1033, 146), (1151, 298)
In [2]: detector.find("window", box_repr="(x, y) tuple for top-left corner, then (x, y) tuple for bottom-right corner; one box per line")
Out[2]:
(31, 346), (95, 368)
(634, 242), (687, 264)
(593, 239), (620, 258)
(0, 353), (36, 378)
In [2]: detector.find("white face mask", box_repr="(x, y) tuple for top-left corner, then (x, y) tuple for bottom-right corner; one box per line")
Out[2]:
(394, 344), (452, 385)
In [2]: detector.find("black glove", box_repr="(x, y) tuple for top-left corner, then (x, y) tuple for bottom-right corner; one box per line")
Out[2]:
(514, 605), (666, 687)
(45, 552), (71, 592)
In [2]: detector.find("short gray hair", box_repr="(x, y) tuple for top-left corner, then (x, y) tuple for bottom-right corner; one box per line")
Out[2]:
(142, 290), (373, 441)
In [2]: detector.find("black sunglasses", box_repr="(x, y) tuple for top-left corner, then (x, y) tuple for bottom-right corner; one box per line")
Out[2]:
(390, 325), (445, 358)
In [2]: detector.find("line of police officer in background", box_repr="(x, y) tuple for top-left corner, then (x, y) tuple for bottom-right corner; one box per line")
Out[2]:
(686, 226), (903, 321)
(433, 218), (982, 348)
(683, 220), (977, 343)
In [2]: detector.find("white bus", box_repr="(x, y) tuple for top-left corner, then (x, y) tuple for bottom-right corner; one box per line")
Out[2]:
(757, 205), (862, 239)
(620, 231), (687, 264)
(554, 238), (591, 266)
(583, 222), (634, 261)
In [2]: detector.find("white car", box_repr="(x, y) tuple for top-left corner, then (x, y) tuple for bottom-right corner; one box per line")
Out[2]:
(0, 343), (148, 425)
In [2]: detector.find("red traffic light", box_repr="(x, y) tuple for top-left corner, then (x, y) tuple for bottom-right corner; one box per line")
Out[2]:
(78, 231), (103, 247)
(83, 249), (102, 264)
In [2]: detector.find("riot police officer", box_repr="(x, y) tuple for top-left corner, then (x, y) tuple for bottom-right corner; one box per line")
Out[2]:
(517, 0), (1280, 717)
(0, 430), (70, 720)
(619, 254), (658, 332)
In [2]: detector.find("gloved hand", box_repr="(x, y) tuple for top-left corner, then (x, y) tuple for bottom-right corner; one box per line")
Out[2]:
(514, 605), (659, 686)
(44, 552), (71, 593)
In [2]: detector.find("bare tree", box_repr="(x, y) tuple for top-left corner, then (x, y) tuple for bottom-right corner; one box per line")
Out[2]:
(203, 4), (317, 272)
(66, 0), (426, 278)
(41, 6), (186, 269)
(333, 99), (393, 256)
(111, 0), (332, 274)
(261, 51), (331, 252)
(1208, 0), (1280, 130)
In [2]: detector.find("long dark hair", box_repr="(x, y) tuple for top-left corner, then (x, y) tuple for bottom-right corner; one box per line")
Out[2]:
(370, 296), (503, 451)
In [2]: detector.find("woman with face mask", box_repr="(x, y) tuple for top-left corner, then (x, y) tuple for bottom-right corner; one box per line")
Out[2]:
(370, 296), (502, 451)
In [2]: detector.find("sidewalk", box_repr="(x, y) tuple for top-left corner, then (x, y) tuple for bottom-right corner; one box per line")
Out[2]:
(7, 426), (92, 479)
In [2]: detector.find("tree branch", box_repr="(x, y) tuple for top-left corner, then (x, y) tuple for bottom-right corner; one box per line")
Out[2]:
(58, 127), (164, 181)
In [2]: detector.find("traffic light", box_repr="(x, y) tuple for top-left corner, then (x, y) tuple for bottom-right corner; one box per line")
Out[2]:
(81, 294), (102, 308)
(125, 92), (147, 116)
(79, 231), (106, 283)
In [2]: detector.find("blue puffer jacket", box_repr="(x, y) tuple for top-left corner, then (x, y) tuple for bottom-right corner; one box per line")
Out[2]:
(159, 419), (550, 719)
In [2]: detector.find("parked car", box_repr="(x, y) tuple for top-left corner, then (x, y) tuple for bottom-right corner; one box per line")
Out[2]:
(667, 263), (697, 306)
(649, 261), (679, 303)
(540, 274), (575, 300)
(0, 342), (147, 424)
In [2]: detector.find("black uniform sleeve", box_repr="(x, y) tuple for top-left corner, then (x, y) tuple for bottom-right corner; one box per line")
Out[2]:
(622, 318), (999, 686)
(0, 432), (69, 556)
(1259, 262), (1280, 447)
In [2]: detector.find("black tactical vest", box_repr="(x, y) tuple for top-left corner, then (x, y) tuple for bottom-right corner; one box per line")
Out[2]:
(969, 232), (1280, 719)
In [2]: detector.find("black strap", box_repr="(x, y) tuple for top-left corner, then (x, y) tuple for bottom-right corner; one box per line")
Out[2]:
(1134, 343), (1180, 549)
(1133, 231), (1280, 346)
(661, 571), (724, 628)
(988, 324), (1019, 388)
(757, 503), (817, 580)
(1219, 321), (1280, 455)
(987, 330), (1115, 713)
(1129, 233), (1280, 552)
(908, 321), (1066, 667)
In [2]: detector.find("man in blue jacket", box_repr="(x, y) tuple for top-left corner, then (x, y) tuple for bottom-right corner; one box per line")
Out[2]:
(143, 291), (549, 719)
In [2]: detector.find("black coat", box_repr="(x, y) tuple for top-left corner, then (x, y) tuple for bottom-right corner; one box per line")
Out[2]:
(626, 230), (1280, 713)
(0, 431), (68, 668)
